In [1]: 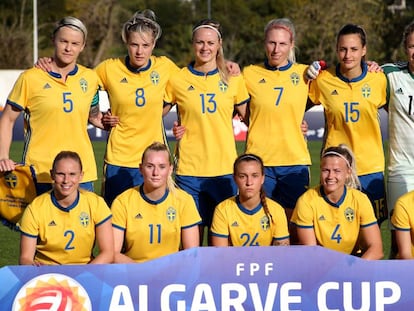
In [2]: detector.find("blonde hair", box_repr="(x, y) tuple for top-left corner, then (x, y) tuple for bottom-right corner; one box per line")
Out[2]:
(53, 16), (87, 43)
(321, 144), (361, 189)
(192, 19), (228, 84)
(122, 9), (162, 44)
(264, 18), (296, 63)
(141, 142), (176, 194)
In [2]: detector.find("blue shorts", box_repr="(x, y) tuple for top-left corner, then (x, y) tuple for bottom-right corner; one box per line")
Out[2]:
(263, 165), (310, 209)
(176, 174), (237, 227)
(35, 181), (94, 195)
(103, 163), (143, 206)
(359, 172), (387, 224)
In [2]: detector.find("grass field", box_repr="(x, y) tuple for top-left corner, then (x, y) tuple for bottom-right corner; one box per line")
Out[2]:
(0, 140), (391, 266)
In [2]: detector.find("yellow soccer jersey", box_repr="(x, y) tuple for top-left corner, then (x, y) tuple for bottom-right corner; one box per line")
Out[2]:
(244, 62), (311, 166)
(7, 66), (99, 183)
(96, 56), (179, 167)
(391, 191), (414, 257)
(164, 64), (250, 176)
(210, 196), (289, 246)
(0, 165), (36, 224)
(309, 64), (387, 175)
(111, 186), (202, 263)
(291, 186), (377, 254)
(18, 190), (112, 265)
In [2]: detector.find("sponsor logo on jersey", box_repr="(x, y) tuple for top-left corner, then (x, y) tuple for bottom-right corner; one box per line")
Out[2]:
(259, 78), (266, 84)
(43, 83), (51, 89)
(395, 88), (404, 94)
(318, 215), (326, 221)
(12, 273), (92, 311)
(135, 213), (143, 219)
(48, 220), (57, 226)
(187, 85), (195, 91)
(120, 77), (128, 83)
(331, 90), (339, 95)
(231, 221), (239, 227)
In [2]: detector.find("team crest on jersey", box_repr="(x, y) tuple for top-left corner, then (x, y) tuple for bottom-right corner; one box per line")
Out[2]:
(260, 215), (270, 231)
(290, 72), (300, 85)
(361, 83), (371, 98)
(150, 71), (160, 85)
(79, 78), (88, 93)
(166, 206), (176, 222)
(3, 172), (17, 188)
(79, 212), (90, 227)
(344, 207), (355, 222)
(218, 80), (228, 92)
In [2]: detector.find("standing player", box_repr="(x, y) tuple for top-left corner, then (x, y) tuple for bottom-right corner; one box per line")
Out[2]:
(0, 17), (104, 194)
(96, 10), (180, 205)
(163, 19), (250, 243)
(243, 18), (312, 226)
(18, 151), (113, 265)
(291, 144), (383, 260)
(308, 24), (388, 225)
(111, 142), (201, 263)
(382, 21), (414, 258)
(211, 154), (289, 247)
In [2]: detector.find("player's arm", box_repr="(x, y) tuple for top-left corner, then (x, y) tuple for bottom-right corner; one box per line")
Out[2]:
(112, 227), (136, 263)
(211, 235), (230, 247)
(90, 219), (114, 264)
(181, 225), (200, 249)
(235, 102), (248, 122)
(296, 226), (317, 245)
(272, 237), (290, 246)
(19, 235), (39, 265)
(0, 104), (21, 171)
(394, 230), (412, 259)
(88, 101), (105, 130)
(225, 60), (241, 76)
(359, 224), (384, 260)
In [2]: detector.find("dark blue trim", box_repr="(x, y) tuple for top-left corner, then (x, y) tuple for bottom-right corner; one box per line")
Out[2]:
(320, 185), (347, 208)
(139, 185), (169, 205)
(51, 190), (80, 212)
(264, 59), (292, 71)
(335, 61), (367, 83)
(49, 64), (79, 78)
(187, 61), (219, 76)
(236, 195), (262, 215)
(125, 55), (152, 73)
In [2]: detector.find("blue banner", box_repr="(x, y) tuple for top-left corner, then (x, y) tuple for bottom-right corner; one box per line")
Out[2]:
(0, 246), (412, 310)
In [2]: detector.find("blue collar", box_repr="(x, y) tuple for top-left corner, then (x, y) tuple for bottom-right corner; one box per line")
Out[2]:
(336, 61), (368, 83)
(139, 185), (169, 205)
(320, 185), (347, 208)
(49, 64), (78, 78)
(51, 190), (80, 212)
(125, 55), (152, 73)
(264, 59), (292, 71)
(187, 61), (219, 76)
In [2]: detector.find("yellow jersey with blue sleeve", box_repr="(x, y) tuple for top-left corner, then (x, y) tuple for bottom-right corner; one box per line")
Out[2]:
(96, 56), (179, 167)
(309, 63), (387, 175)
(164, 63), (250, 176)
(6, 66), (99, 183)
(111, 185), (202, 263)
(291, 185), (377, 254)
(18, 189), (112, 265)
(244, 61), (311, 166)
(210, 196), (289, 246)
(391, 191), (414, 257)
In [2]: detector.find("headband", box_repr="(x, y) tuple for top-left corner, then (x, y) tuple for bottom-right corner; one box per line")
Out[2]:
(192, 25), (222, 39)
(54, 23), (86, 39)
(322, 151), (351, 168)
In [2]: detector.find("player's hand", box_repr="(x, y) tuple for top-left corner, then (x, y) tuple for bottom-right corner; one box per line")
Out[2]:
(225, 60), (241, 76)
(366, 61), (383, 73)
(34, 57), (53, 72)
(0, 159), (17, 172)
(306, 60), (327, 81)
(172, 121), (186, 140)
(301, 119), (308, 136)
(102, 109), (119, 129)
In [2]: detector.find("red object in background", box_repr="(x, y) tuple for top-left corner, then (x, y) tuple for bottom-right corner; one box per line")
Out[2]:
(233, 116), (248, 141)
